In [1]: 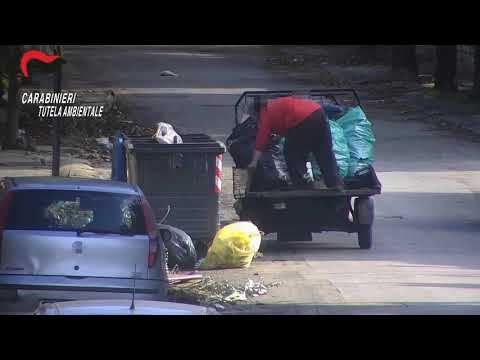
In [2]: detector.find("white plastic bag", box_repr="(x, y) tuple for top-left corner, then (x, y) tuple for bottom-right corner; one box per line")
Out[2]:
(153, 122), (183, 144)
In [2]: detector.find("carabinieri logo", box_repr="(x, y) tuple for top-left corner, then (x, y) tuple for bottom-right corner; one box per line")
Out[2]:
(20, 50), (62, 78)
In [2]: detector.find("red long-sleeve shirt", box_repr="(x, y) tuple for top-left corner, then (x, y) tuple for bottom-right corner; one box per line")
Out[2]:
(255, 96), (321, 151)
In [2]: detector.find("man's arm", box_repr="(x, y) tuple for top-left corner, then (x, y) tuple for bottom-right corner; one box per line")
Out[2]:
(249, 108), (270, 169)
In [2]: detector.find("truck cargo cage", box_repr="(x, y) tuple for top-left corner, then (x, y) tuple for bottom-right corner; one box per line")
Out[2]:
(234, 88), (362, 125)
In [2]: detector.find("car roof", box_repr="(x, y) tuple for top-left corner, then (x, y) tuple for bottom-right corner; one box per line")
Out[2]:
(36, 300), (209, 315)
(5, 177), (141, 196)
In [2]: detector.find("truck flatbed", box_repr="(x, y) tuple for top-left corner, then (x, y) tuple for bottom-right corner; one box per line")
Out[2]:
(244, 187), (381, 199)
(233, 167), (380, 199)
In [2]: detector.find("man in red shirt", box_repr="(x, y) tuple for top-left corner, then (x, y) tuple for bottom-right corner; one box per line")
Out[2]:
(248, 96), (343, 190)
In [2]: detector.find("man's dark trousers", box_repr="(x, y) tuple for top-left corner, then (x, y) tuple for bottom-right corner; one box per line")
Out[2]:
(284, 108), (341, 188)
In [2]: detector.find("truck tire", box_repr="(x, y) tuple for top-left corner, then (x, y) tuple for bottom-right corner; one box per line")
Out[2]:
(357, 224), (372, 249)
(354, 197), (374, 249)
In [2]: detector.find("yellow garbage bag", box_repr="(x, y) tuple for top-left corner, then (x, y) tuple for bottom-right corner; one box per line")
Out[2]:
(198, 222), (262, 270)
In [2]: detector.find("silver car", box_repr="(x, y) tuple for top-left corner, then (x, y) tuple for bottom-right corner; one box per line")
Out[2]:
(0, 177), (168, 300)
(34, 299), (216, 315)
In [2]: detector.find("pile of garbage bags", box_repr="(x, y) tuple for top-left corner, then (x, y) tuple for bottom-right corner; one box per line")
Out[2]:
(227, 103), (379, 190)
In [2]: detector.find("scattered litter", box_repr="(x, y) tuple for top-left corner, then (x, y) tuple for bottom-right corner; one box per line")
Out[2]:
(224, 290), (247, 302)
(168, 276), (279, 306)
(267, 281), (283, 288)
(244, 279), (267, 297)
(160, 70), (179, 77)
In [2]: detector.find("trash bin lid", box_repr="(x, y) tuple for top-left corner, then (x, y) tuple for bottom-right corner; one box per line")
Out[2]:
(125, 134), (225, 154)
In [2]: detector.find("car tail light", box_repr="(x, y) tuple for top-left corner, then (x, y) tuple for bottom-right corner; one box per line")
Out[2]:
(0, 191), (15, 247)
(140, 197), (158, 268)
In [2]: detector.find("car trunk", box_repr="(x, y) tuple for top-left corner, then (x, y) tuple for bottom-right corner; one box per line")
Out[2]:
(1, 230), (149, 278)
(0, 189), (151, 279)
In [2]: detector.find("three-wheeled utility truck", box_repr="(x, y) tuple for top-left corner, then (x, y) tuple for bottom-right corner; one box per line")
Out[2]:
(231, 89), (381, 249)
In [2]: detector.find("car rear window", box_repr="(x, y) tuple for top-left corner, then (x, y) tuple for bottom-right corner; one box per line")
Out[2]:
(6, 190), (146, 235)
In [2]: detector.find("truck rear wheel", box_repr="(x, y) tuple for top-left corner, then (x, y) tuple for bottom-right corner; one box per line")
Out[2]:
(354, 197), (374, 250)
(357, 224), (372, 249)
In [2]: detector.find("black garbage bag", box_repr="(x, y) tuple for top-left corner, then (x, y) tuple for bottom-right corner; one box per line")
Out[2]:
(344, 165), (382, 190)
(250, 136), (291, 191)
(227, 116), (258, 168)
(227, 117), (291, 191)
(158, 224), (197, 270)
(322, 102), (347, 121)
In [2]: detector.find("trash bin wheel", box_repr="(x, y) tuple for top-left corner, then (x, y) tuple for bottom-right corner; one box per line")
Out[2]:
(357, 224), (372, 249)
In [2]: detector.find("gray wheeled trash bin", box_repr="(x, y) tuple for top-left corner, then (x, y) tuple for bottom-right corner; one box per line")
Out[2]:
(125, 134), (226, 249)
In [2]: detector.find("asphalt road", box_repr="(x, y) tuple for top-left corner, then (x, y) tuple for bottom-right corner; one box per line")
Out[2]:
(8, 45), (480, 315)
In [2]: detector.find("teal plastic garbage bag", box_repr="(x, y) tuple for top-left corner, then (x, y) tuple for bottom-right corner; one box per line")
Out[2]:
(336, 106), (375, 176)
(309, 120), (351, 179)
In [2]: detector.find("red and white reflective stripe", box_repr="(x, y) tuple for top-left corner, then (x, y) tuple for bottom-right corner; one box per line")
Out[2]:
(215, 155), (223, 193)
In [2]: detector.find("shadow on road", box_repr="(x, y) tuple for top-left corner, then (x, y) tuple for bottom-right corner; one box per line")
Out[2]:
(226, 302), (480, 315)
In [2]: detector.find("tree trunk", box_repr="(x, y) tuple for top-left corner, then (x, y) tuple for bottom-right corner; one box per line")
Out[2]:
(435, 45), (457, 91)
(473, 45), (480, 99)
(391, 45), (418, 80)
(5, 46), (20, 148)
